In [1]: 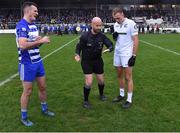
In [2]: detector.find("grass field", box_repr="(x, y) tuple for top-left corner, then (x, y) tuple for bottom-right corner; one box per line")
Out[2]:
(0, 33), (180, 131)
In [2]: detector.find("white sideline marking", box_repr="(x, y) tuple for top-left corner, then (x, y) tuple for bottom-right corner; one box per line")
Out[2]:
(42, 37), (79, 60)
(140, 40), (180, 56)
(0, 36), (79, 87)
(0, 73), (19, 87)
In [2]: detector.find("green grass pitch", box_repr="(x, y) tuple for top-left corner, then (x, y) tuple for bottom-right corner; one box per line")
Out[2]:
(0, 33), (180, 131)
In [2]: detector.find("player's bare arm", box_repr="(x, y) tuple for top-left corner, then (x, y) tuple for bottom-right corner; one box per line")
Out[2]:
(132, 35), (139, 55)
(18, 36), (50, 50)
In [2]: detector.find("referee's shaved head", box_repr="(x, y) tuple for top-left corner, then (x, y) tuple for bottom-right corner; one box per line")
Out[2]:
(91, 17), (102, 24)
(91, 17), (102, 34)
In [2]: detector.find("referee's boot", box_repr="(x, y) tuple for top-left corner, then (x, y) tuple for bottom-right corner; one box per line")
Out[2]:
(122, 101), (132, 109)
(83, 101), (91, 109)
(99, 94), (107, 101)
(112, 95), (125, 102)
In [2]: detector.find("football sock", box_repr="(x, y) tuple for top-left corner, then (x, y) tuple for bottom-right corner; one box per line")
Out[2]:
(98, 84), (104, 96)
(21, 109), (27, 120)
(119, 88), (125, 97)
(84, 86), (91, 101)
(127, 92), (133, 103)
(41, 102), (48, 112)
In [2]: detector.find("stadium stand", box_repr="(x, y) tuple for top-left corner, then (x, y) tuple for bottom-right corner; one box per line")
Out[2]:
(0, 0), (180, 33)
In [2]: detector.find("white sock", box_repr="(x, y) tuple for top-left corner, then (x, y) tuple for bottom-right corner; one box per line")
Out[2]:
(21, 109), (27, 112)
(127, 92), (133, 103)
(41, 102), (47, 104)
(119, 88), (125, 97)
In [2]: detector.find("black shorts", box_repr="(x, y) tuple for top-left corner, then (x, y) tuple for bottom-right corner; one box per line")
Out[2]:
(81, 58), (104, 74)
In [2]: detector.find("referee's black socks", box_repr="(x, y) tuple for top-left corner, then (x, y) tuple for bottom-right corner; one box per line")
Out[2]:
(83, 85), (91, 101)
(98, 84), (104, 96)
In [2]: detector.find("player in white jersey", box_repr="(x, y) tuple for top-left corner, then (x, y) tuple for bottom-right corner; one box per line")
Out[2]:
(16, 2), (55, 127)
(112, 7), (139, 109)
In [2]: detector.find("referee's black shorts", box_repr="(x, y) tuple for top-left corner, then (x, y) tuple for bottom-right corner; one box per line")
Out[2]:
(81, 58), (104, 74)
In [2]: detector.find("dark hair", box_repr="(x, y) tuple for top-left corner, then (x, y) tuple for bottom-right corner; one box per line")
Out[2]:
(22, 1), (38, 14)
(112, 7), (127, 17)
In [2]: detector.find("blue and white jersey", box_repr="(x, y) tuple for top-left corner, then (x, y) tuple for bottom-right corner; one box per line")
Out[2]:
(15, 19), (41, 64)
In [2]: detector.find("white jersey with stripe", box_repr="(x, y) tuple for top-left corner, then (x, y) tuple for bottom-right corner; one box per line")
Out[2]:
(15, 19), (41, 64)
(114, 18), (138, 56)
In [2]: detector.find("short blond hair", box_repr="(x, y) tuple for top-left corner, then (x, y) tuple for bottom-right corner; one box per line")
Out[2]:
(112, 7), (124, 16)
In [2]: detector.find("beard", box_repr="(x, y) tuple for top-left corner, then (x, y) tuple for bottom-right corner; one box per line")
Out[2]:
(93, 28), (101, 33)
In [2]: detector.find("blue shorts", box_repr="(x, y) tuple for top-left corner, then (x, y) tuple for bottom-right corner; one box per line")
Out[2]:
(18, 61), (45, 82)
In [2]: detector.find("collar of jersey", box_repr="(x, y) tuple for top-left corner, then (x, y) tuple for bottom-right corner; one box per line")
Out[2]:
(118, 18), (127, 25)
(22, 18), (34, 25)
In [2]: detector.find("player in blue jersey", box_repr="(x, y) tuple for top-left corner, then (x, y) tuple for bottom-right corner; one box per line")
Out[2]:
(15, 2), (55, 127)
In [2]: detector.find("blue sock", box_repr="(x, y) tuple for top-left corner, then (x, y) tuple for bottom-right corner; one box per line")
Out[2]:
(41, 102), (48, 112)
(21, 109), (27, 120)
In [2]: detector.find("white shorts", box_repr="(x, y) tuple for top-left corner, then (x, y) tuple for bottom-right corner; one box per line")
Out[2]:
(113, 54), (131, 67)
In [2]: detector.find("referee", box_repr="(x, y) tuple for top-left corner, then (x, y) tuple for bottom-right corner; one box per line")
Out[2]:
(75, 17), (113, 109)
